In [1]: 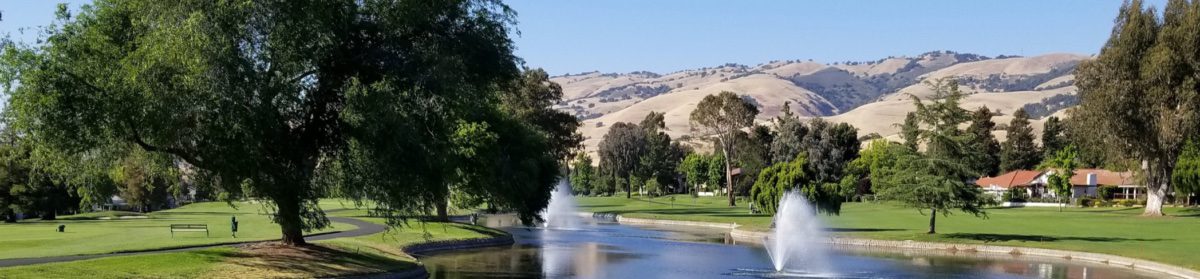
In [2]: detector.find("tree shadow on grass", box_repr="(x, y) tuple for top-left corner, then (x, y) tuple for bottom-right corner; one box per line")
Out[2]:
(944, 233), (1168, 243)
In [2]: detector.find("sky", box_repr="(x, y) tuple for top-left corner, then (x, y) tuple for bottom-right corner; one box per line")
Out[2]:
(1, 1), (1169, 75)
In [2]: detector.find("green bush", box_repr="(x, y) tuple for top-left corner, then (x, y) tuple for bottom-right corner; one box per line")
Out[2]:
(1119, 199), (1137, 207)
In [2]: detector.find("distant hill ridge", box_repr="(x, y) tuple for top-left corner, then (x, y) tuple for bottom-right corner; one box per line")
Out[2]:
(552, 51), (1089, 157)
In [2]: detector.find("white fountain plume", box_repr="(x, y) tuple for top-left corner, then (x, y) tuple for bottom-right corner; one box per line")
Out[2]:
(763, 191), (831, 273)
(542, 180), (581, 229)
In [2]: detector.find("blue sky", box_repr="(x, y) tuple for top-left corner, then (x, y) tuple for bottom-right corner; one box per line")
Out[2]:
(2, 1), (1166, 75)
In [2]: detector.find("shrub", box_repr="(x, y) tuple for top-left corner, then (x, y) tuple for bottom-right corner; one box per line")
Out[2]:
(1119, 199), (1137, 207)
(1098, 186), (1118, 201)
(1076, 197), (1095, 207)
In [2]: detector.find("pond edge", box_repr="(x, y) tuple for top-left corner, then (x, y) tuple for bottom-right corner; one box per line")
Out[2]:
(590, 212), (1200, 279)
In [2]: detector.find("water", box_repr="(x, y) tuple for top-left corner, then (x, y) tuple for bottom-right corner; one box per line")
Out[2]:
(541, 181), (580, 229)
(420, 215), (1172, 278)
(764, 191), (831, 274)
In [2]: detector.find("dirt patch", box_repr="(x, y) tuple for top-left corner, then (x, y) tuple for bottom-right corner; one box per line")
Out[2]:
(203, 242), (404, 278)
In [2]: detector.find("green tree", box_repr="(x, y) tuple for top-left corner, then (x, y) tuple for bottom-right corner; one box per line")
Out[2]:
(875, 78), (992, 234)
(801, 118), (859, 188)
(706, 152), (727, 193)
(638, 112), (683, 195)
(770, 104), (808, 164)
(690, 91), (759, 206)
(750, 155), (808, 214)
(900, 112), (920, 151)
(109, 148), (180, 212)
(844, 139), (910, 197)
(598, 122), (646, 198)
(1074, 0), (1200, 216)
(1040, 145), (1078, 211)
(678, 152), (710, 195)
(569, 153), (596, 196)
(733, 126), (773, 195)
(1000, 108), (1041, 172)
(1041, 116), (1067, 159)
(2, 0), (538, 244)
(1173, 140), (1200, 199)
(966, 106), (1001, 176)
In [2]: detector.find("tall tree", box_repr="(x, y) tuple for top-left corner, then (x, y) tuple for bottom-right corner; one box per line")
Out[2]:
(966, 106), (1001, 176)
(597, 122), (646, 198)
(2, 0), (534, 244)
(801, 118), (859, 187)
(733, 125), (773, 195)
(875, 78), (992, 234)
(1000, 108), (1041, 172)
(1074, 0), (1200, 216)
(690, 91), (759, 206)
(1041, 116), (1067, 159)
(900, 112), (921, 151)
(770, 103), (808, 164)
(638, 112), (682, 196)
(569, 153), (596, 196)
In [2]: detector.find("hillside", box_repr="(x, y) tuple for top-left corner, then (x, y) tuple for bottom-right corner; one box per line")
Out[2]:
(555, 51), (1089, 157)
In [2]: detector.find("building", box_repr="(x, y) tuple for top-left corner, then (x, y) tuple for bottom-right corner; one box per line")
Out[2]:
(976, 169), (1143, 200)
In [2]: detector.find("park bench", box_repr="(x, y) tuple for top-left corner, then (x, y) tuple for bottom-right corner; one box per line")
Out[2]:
(169, 224), (209, 237)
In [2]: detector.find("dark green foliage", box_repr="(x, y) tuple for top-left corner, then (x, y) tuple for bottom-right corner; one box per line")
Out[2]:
(1041, 116), (1066, 159)
(733, 126), (772, 195)
(770, 109), (809, 164)
(900, 112), (920, 151)
(801, 118), (860, 186)
(598, 122), (646, 198)
(966, 106), (1001, 176)
(638, 112), (685, 196)
(1002, 187), (1028, 202)
(1074, 0), (1200, 215)
(1000, 108), (1041, 172)
(875, 78), (993, 234)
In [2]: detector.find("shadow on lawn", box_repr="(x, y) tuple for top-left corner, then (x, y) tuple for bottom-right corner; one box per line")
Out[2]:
(944, 233), (1168, 243)
(825, 228), (905, 233)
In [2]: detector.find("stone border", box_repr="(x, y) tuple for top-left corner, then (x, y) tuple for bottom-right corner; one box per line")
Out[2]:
(400, 233), (515, 256)
(603, 213), (1200, 279)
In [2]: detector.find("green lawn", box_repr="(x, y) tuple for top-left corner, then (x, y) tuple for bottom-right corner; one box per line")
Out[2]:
(0, 201), (345, 260)
(579, 195), (1200, 270)
(0, 202), (505, 278)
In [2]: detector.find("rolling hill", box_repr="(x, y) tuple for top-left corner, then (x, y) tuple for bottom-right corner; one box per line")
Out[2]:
(553, 51), (1089, 157)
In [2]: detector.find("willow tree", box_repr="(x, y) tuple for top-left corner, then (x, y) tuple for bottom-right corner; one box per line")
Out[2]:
(690, 91), (759, 206)
(1074, 0), (1200, 216)
(2, 0), (536, 244)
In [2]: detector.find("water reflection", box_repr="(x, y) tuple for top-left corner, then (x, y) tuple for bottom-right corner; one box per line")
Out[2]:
(420, 215), (1171, 279)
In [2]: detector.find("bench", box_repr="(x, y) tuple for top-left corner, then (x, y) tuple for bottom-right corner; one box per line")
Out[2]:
(170, 224), (209, 237)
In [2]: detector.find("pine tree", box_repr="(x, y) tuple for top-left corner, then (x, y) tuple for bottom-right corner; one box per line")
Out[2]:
(966, 106), (1001, 176)
(1000, 108), (1041, 171)
(1041, 116), (1066, 159)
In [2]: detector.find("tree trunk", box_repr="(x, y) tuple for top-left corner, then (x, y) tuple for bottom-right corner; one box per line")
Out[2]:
(1142, 160), (1168, 216)
(436, 198), (449, 222)
(927, 209), (937, 234)
(275, 195), (307, 245)
(626, 176), (632, 199)
(723, 145), (736, 207)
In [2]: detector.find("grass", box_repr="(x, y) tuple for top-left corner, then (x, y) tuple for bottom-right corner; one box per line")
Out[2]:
(0, 201), (505, 278)
(579, 194), (1200, 270)
(0, 201), (340, 260)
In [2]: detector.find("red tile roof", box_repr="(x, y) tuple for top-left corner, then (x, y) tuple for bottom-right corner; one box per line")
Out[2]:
(1069, 169), (1137, 186)
(975, 170), (1043, 189)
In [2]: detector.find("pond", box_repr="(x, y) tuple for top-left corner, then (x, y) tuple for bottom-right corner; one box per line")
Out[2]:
(417, 216), (1171, 278)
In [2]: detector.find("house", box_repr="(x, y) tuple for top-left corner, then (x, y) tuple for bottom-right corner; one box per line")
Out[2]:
(974, 170), (1044, 197)
(977, 169), (1143, 200)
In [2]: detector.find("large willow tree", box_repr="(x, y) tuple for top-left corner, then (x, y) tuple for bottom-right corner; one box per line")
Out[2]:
(1074, 0), (1200, 216)
(2, 0), (566, 244)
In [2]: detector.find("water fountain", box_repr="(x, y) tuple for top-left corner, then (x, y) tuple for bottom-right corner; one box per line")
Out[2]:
(763, 191), (832, 274)
(541, 180), (580, 229)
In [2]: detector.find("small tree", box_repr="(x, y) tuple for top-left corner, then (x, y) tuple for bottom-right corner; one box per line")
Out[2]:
(750, 155), (807, 214)
(678, 153), (710, 195)
(1041, 145), (1078, 211)
(874, 153), (991, 234)
(1173, 140), (1200, 203)
(690, 91), (759, 206)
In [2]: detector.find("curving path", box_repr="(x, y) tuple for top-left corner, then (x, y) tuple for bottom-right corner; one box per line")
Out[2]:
(0, 213), (387, 268)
